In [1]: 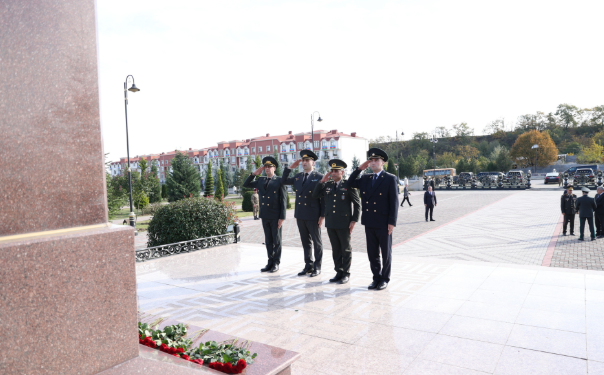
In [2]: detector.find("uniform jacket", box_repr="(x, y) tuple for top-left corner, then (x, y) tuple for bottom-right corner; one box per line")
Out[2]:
(251, 193), (259, 206)
(243, 174), (286, 220)
(595, 193), (604, 215)
(282, 168), (325, 221)
(424, 191), (437, 207)
(561, 193), (577, 214)
(403, 186), (410, 197)
(347, 169), (399, 229)
(576, 195), (597, 218)
(312, 179), (360, 229)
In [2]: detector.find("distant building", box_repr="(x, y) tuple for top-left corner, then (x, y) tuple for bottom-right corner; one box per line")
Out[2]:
(109, 129), (368, 184)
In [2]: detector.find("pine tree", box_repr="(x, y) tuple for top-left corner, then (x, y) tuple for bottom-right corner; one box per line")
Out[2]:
(286, 190), (292, 209)
(221, 163), (229, 197)
(215, 168), (225, 201)
(166, 152), (201, 202)
(351, 155), (360, 172)
(273, 149), (282, 176)
(204, 160), (214, 197)
(161, 184), (167, 199)
(148, 161), (162, 203)
(254, 154), (262, 175)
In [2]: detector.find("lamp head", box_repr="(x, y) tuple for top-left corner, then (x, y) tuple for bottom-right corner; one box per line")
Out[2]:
(128, 83), (140, 93)
(317, 116), (323, 122)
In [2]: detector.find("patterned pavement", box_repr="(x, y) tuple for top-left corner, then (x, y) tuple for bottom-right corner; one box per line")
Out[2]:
(550, 214), (604, 270)
(136, 243), (604, 374)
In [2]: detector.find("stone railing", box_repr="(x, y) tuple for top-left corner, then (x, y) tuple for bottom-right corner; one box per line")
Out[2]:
(135, 224), (240, 262)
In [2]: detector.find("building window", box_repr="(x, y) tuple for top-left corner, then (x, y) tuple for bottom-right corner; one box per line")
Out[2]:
(322, 141), (327, 149)
(314, 141), (320, 149)
(290, 144), (295, 151)
(259, 146), (263, 152)
(331, 140), (336, 148)
(267, 145), (271, 152)
(251, 147), (255, 153)
(297, 142), (303, 149)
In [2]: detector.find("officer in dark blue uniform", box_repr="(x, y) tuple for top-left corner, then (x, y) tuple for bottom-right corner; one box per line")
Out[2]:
(312, 159), (360, 284)
(243, 156), (287, 273)
(282, 150), (325, 276)
(348, 148), (399, 290)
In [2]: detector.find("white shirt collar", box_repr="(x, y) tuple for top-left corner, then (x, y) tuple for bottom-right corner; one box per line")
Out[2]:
(373, 170), (382, 178)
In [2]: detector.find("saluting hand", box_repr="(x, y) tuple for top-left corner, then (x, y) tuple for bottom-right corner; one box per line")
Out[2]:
(320, 172), (332, 183)
(289, 159), (301, 169)
(358, 160), (371, 170)
(252, 166), (264, 176)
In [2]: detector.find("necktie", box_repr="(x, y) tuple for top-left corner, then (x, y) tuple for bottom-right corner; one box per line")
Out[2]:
(303, 173), (308, 184)
(264, 177), (270, 190)
(372, 173), (378, 187)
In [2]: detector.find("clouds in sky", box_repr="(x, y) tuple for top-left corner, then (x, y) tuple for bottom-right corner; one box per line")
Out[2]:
(97, 0), (604, 161)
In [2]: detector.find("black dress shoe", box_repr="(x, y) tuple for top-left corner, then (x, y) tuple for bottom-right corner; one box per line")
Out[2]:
(563, 233), (567, 236)
(298, 268), (313, 276)
(425, 219), (428, 222)
(592, 238), (597, 241)
(430, 219), (436, 221)
(338, 276), (349, 284)
(261, 264), (272, 272)
(579, 238), (585, 241)
(368, 281), (379, 290)
(269, 264), (279, 273)
(377, 281), (388, 290)
(310, 269), (321, 277)
(571, 233), (575, 236)
(410, 205), (413, 206)
(329, 274), (342, 282)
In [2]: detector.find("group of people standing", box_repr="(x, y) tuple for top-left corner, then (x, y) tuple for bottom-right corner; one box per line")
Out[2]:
(561, 186), (604, 240)
(244, 147), (398, 290)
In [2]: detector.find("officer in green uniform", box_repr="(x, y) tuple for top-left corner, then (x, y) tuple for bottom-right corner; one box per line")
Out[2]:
(243, 156), (287, 272)
(312, 159), (360, 284)
(561, 186), (577, 236)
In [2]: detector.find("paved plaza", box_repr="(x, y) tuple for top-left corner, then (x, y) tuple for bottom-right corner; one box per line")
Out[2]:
(135, 188), (604, 374)
(137, 243), (604, 375)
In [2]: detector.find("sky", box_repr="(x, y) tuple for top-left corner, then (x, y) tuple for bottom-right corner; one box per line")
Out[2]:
(96, 0), (604, 162)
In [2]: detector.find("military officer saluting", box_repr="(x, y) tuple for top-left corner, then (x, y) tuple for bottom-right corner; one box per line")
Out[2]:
(312, 159), (360, 284)
(348, 148), (399, 291)
(282, 150), (325, 277)
(243, 156), (287, 273)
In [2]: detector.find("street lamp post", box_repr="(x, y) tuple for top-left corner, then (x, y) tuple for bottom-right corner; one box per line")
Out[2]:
(430, 133), (438, 179)
(311, 111), (322, 152)
(123, 75), (140, 230)
(532, 144), (539, 174)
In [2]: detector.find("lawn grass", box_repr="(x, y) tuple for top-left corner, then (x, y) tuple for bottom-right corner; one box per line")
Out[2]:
(136, 220), (150, 232)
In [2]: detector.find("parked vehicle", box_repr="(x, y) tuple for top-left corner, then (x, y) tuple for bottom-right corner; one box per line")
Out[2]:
(564, 165), (598, 176)
(506, 170), (525, 184)
(573, 168), (596, 185)
(544, 172), (560, 184)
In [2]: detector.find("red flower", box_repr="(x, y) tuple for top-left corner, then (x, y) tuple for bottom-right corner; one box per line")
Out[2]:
(181, 354), (190, 361)
(236, 359), (247, 370)
(176, 348), (185, 353)
(190, 359), (203, 365)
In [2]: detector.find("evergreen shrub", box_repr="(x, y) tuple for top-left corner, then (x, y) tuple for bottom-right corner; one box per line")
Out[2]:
(242, 191), (254, 212)
(147, 197), (237, 247)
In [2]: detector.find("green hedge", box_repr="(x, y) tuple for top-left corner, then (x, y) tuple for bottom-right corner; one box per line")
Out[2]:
(147, 197), (238, 247)
(242, 191), (253, 212)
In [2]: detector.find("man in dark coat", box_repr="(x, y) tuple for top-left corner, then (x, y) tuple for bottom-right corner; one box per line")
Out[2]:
(348, 148), (399, 291)
(576, 187), (597, 241)
(594, 186), (604, 238)
(400, 184), (412, 207)
(561, 186), (577, 236)
(312, 159), (360, 284)
(424, 185), (437, 222)
(281, 150), (325, 277)
(243, 156), (287, 272)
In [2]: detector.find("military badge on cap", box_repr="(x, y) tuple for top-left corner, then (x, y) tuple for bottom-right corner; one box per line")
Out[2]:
(367, 147), (388, 162)
(299, 150), (318, 161)
(262, 156), (278, 168)
(328, 159), (347, 170)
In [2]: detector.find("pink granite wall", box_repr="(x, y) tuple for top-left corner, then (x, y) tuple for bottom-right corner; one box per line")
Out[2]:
(0, 0), (139, 373)
(0, 226), (138, 374)
(0, 0), (108, 236)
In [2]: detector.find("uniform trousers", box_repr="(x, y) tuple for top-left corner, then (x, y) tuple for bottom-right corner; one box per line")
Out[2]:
(327, 228), (352, 277)
(595, 213), (604, 236)
(297, 219), (323, 270)
(563, 213), (575, 234)
(400, 196), (412, 206)
(262, 219), (282, 265)
(579, 216), (596, 239)
(364, 226), (392, 283)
